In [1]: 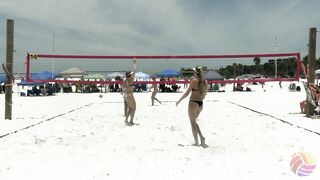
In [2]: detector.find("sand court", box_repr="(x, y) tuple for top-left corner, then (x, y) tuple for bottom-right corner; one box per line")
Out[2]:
(0, 82), (320, 179)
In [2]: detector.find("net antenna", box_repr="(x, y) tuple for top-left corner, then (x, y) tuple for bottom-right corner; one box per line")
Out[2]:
(2, 63), (14, 80)
(25, 52), (301, 85)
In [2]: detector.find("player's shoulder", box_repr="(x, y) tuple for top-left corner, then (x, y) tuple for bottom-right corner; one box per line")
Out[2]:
(190, 78), (198, 85)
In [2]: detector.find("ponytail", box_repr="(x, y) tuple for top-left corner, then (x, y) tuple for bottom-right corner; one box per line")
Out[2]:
(194, 66), (205, 95)
(198, 71), (204, 95)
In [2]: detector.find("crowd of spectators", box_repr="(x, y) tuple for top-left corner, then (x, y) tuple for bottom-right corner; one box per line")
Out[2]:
(159, 77), (180, 92)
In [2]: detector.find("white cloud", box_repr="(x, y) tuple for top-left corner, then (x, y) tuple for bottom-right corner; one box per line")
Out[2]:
(0, 0), (319, 71)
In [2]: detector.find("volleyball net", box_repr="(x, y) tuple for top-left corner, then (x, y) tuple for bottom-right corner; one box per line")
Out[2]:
(25, 52), (301, 85)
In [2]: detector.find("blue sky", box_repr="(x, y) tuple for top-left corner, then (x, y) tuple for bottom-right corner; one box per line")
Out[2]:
(0, 0), (319, 72)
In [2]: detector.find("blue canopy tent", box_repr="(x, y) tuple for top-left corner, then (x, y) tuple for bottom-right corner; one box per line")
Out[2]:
(0, 75), (6, 84)
(18, 71), (58, 86)
(32, 71), (58, 80)
(156, 69), (181, 77)
(18, 81), (46, 86)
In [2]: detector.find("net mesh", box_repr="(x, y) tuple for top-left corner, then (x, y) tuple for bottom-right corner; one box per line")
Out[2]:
(25, 53), (301, 85)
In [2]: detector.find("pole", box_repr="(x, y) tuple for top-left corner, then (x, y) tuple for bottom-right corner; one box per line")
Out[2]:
(306, 28), (317, 116)
(5, 19), (14, 120)
(51, 33), (55, 79)
(274, 35), (278, 78)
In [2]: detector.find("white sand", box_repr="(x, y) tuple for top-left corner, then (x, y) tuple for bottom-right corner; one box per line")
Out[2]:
(0, 81), (319, 180)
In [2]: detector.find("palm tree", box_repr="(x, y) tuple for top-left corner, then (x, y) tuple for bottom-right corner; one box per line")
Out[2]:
(253, 57), (261, 65)
(253, 57), (261, 74)
(232, 63), (237, 78)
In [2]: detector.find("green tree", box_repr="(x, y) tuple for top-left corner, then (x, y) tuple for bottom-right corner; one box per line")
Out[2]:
(253, 57), (261, 65)
(253, 57), (261, 74)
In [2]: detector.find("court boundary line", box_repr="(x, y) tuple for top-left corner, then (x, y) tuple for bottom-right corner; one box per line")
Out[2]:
(0, 103), (94, 139)
(228, 101), (320, 136)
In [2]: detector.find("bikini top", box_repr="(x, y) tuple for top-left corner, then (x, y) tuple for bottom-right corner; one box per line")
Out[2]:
(192, 79), (205, 91)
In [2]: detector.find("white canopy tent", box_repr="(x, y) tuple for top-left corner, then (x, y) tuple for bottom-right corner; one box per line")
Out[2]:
(135, 72), (150, 79)
(106, 72), (125, 80)
(59, 67), (87, 78)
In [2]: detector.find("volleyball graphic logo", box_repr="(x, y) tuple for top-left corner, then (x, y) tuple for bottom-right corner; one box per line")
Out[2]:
(290, 151), (316, 176)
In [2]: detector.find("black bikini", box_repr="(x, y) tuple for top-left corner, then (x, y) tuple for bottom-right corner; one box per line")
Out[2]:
(190, 80), (204, 107)
(190, 100), (203, 107)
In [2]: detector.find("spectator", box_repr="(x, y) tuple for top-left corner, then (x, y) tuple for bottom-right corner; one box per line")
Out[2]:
(32, 86), (41, 96)
(300, 100), (307, 114)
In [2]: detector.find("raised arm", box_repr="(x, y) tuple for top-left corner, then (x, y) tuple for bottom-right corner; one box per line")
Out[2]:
(132, 58), (137, 75)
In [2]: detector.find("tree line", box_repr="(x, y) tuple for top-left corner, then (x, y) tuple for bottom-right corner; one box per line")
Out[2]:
(180, 55), (320, 79)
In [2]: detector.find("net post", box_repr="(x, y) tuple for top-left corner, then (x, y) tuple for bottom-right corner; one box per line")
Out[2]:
(26, 53), (31, 81)
(5, 19), (14, 120)
(306, 28), (317, 116)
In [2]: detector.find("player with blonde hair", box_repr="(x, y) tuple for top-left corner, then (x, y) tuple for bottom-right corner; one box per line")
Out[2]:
(176, 66), (208, 148)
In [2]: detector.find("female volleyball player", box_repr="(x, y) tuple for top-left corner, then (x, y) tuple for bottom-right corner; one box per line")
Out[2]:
(176, 66), (208, 148)
(121, 77), (128, 117)
(151, 77), (161, 106)
(122, 58), (137, 126)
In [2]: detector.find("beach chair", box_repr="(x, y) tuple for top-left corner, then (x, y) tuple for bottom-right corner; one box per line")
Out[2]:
(288, 83), (296, 91)
(75, 84), (83, 93)
(302, 82), (320, 115)
(62, 83), (72, 93)
(213, 84), (220, 92)
(302, 82), (317, 106)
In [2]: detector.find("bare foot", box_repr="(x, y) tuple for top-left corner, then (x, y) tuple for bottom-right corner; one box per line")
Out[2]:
(124, 120), (129, 125)
(200, 138), (209, 148)
(201, 143), (209, 148)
